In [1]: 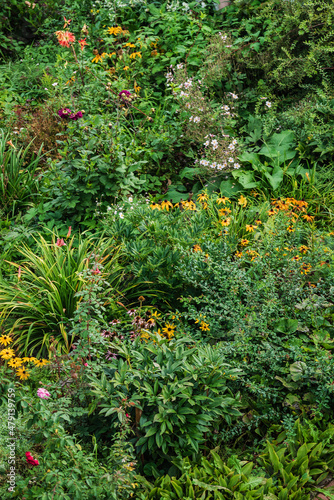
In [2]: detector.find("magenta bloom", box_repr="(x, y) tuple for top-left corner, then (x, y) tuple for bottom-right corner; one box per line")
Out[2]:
(119, 90), (131, 98)
(70, 111), (83, 121)
(26, 452), (39, 466)
(37, 388), (51, 399)
(58, 108), (72, 119)
(58, 108), (83, 121)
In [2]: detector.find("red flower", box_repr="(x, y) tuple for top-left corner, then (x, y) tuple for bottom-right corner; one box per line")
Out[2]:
(26, 452), (39, 466)
(56, 238), (66, 247)
(78, 38), (88, 51)
(55, 30), (75, 48)
(92, 267), (101, 275)
(67, 226), (72, 238)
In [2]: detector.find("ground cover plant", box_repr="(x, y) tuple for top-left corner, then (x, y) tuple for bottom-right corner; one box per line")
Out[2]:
(1, 0), (334, 498)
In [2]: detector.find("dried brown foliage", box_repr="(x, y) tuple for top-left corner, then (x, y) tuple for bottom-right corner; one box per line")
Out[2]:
(10, 103), (68, 163)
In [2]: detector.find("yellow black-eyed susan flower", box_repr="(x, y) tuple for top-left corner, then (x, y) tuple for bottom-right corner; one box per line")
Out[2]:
(0, 335), (13, 346)
(216, 196), (230, 205)
(16, 366), (30, 380)
(8, 357), (23, 368)
(0, 348), (15, 360)
(162, 323), (175, 336)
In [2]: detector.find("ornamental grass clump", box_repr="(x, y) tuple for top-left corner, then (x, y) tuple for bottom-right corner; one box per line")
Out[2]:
(0, 129), (43, 216)
(0, 233), (122, 356)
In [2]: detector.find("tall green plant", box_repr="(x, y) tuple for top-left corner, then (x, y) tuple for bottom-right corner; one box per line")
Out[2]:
(0, 233), (123, 355)
(0, 129), (43, 216)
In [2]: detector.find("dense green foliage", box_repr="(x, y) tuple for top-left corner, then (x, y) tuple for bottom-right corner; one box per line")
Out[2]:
(1, 0), (334, 499)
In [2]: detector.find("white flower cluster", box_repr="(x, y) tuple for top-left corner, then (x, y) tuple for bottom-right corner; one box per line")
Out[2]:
(166, 72), (173, 83)
(105, 196), (135, 219)
(92, 0), (145, 13)
(199, 137), (240, 172)
(166, 0), (206, 11)
(189, 116), (200, 123)
(221, 104), (231, 116)
(183, 79), (193, 90)
(211, 139), (219, 149)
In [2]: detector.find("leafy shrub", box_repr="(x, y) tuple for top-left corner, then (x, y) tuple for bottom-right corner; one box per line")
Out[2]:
(90, 336), (242, 469)
(0, 389), (138, 499)
(38, 116), (147, 222)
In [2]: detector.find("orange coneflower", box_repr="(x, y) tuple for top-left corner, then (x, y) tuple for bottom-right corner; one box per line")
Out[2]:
(302, 214), (314, 222)
(193, 244), (202, 253)
(299, 245), (308, 254)
(218, 208), (231, 216)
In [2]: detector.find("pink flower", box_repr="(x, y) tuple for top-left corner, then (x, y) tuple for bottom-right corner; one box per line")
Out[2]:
(119, 90), (131, 98)
(126, 413), (130, 418)
(92, 266), (101, 275)
(37, 388), (51, 399)
(26, 452), (39, 466)
(56, 238), (66, 247)
(84, 363), (88, 367)
(70, 111), (83, 121)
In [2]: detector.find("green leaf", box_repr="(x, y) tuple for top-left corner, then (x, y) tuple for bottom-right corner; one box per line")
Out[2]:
(192, 479), (231, 492)
(264, 165), (283, 191)
(289, 361), (307, 381)
(267, 441), (281, 473)
(145, 427), (157, 438)
(275, 318), (299, 334)
(171, 480), (184, 498)
(219, 178), (244, 196)
(179, 167), (201, 179)
(232, 171), (259, 189)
